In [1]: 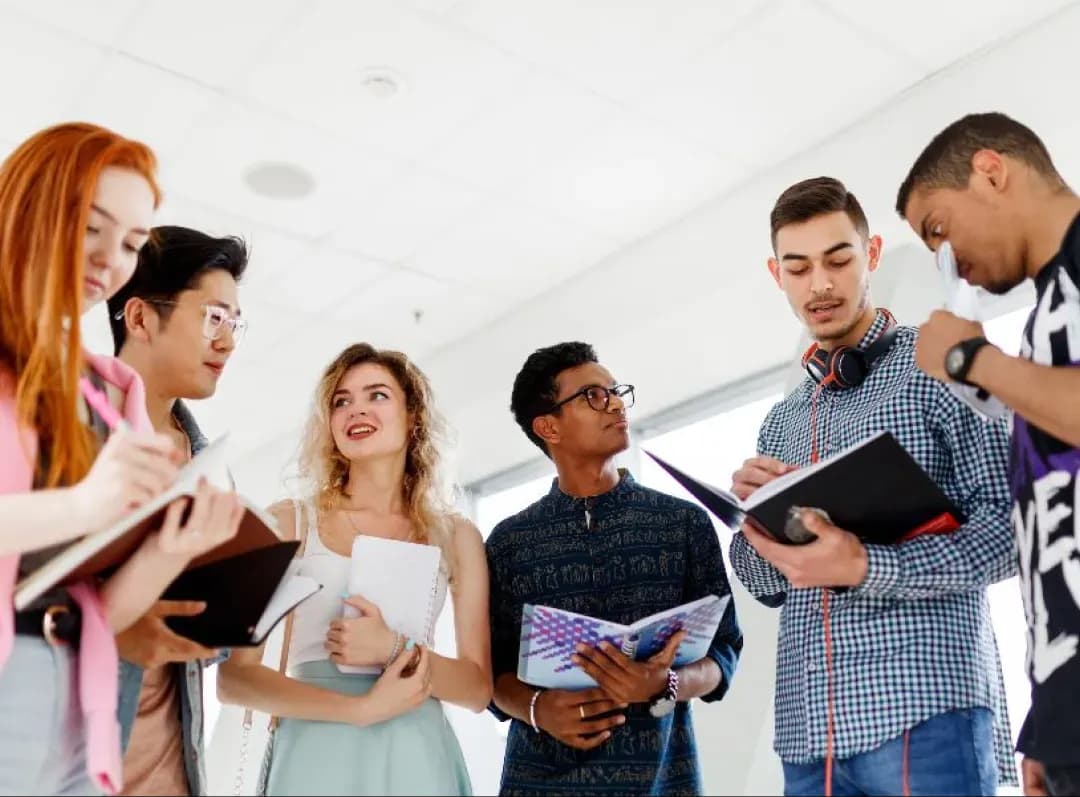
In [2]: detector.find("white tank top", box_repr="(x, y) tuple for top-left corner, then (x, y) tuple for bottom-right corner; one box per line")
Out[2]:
(286, 500), (449, 670)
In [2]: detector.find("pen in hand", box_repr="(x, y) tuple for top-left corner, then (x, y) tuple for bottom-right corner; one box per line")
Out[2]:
(79, 376), (130, 433)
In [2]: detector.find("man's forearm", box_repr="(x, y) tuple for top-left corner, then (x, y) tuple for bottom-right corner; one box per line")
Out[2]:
(493, 672), (539, 724)
(971, 347), (1080, 447)
(676, 657), (721, 701)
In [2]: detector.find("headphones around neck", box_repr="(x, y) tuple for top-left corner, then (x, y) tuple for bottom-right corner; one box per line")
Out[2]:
(802, 309), (898, 390)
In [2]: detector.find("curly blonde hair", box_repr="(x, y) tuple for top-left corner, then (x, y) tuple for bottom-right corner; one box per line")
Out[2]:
(297, 343), (457, 580)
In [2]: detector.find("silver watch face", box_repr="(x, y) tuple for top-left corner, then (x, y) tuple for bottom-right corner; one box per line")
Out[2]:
(946, 346), (966, 377)
(649, 697), (677, 718)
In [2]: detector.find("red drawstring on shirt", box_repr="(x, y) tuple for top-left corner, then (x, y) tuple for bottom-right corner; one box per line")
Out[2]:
(810, 384), (910, 797)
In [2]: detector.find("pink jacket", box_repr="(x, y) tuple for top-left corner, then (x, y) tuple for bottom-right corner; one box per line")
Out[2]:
(0, 352), (151, 795)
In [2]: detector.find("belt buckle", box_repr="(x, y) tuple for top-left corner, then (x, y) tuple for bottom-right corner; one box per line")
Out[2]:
(42, 605), (70, 647)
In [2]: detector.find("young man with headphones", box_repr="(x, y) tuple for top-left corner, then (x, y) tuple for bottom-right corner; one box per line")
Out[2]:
(728, 177), (1018, 796)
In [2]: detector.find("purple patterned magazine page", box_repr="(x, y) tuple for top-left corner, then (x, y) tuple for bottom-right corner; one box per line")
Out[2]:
(517, 594), (729, 690)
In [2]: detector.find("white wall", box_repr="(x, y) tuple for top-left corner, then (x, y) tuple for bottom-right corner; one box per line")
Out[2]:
(417, 1), (1080, 487)
(197, 8), (1072, 793)
(213, 2), (1080, 497)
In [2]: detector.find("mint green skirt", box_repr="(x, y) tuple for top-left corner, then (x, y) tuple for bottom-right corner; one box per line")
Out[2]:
(264, 661), (472, 796)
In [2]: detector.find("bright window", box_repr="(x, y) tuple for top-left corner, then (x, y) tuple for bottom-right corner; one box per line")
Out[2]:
(638, 393), (783, 572)
(983, 304), (1034, 794)
(474, 473), (555, 539)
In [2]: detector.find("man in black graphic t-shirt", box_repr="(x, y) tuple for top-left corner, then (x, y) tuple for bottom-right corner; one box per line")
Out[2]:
(896, 112), (1080, 797)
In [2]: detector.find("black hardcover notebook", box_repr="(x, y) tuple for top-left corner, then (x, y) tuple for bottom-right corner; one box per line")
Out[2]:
(646, 431), (964, 545)
(162, 541), (321, 648)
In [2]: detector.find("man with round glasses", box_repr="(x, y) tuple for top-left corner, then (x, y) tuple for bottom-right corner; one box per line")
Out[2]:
(106, 224), (249, 797)
(486, 341), (743, 796)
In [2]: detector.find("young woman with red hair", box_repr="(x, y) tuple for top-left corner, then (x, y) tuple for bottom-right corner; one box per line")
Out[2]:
(0, 123), (244, 795)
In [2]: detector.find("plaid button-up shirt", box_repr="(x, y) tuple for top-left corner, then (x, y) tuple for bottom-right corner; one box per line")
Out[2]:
(730, 311), (1019, 786)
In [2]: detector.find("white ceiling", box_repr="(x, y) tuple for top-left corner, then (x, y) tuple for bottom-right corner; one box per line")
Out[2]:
(3, 0), (1076, 491)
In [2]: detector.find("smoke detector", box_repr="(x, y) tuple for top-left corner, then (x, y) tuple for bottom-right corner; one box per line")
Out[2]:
(243, 161), (316, 200)
(358, 67), (407, 100)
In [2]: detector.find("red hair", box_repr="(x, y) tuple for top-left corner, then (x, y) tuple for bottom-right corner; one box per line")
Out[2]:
(0, 122), (161, 487)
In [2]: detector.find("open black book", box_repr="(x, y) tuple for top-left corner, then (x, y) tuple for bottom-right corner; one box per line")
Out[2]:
(646, 431), (964, 545)
(162, 542), (321, 648)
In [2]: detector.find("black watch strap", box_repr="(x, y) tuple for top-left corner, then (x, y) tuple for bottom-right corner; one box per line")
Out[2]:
(947, 336), (992, 387)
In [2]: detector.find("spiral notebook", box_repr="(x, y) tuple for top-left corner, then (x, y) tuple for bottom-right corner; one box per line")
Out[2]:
(335, 535), (443, 675)
(517, 594), (730, 690)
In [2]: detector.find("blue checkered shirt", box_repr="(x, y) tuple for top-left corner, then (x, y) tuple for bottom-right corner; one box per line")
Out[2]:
(729, 311), (1019, 786)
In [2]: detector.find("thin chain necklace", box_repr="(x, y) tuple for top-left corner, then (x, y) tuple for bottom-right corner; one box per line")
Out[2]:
(334, 497), (415, 542)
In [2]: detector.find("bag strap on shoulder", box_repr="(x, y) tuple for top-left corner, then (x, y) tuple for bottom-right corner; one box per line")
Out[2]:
(242, 498), (314, 733)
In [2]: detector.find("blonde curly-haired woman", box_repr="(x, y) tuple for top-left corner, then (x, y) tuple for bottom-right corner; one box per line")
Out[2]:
(218, 343), (491, 795)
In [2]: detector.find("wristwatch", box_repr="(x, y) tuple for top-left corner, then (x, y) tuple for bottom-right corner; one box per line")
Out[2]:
(648, 669), (679, 718)
(944, 336), (993, 386)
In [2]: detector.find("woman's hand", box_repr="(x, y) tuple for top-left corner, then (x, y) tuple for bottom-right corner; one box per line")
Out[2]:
(145, 477), (244, 561)
(326, 595), (397, 668)
(72, 429), (180, 530)
(353, 643), (431, 726)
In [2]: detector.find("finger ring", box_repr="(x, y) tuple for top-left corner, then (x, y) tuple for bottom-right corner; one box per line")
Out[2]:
(579, 705), (585, 719)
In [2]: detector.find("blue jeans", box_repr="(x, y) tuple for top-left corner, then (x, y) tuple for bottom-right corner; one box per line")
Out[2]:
(0, 637), (98, 795)
(782, 708), (997, 796)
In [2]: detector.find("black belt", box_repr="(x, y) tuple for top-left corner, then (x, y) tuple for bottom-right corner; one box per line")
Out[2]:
(14, 602), (82, 647)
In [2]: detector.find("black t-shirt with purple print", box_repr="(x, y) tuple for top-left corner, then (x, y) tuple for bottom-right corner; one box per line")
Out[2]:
(1013, 211), (1080, 766)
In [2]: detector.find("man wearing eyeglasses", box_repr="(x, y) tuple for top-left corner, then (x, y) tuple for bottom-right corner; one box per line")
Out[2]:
(106, 225), (248, 797)
(486, 341), (743, 796)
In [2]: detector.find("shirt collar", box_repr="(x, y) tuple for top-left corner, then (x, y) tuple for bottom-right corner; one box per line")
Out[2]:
(544, 468), (637, 511)
(854, 308), (891, 351)
(172, 399), (209, 456)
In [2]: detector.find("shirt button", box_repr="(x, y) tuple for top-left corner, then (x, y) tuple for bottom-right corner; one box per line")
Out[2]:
(806, 662), (817, 673)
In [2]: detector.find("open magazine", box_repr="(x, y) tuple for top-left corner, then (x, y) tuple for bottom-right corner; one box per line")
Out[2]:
(517, 594), (730, 690)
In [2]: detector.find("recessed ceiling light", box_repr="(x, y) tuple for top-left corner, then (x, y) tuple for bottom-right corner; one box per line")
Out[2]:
(243, 161), (316, 200)
(358, 67), (407, 100)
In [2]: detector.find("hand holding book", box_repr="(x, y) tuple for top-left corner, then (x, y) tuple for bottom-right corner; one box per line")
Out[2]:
(326, 594), (399, 669)
(70, 425), (181, 531)
(647, 431), (964, 546)
(571, 628), (686, 704)
(146, 476), (245, 562)
(732, 452), (867, 587)
(116, 599), (220, 667)
(517, 595), (729, 691)
(741, 512), (869, 589)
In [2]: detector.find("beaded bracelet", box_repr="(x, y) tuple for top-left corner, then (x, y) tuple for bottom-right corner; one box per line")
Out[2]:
(386, 631), (404, 666)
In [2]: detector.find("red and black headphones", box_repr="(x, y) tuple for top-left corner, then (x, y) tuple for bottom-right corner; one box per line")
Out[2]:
(801, 309), (898, 390)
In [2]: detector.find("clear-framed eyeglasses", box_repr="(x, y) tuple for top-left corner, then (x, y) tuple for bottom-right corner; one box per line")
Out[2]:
(114, 299), (248, 345)
(547, 383), (635, 414)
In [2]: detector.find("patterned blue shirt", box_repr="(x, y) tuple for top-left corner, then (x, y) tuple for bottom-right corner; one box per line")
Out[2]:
(729, 311), (1019, 786)
(487, 472), (743, 796)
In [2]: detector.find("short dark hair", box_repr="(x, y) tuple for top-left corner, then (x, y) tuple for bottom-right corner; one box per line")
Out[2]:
(510, 341), (598, 456)
(108, 225), (248, 354)
(770, 177), (869, 250)
(896, 112), (1065, 217)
